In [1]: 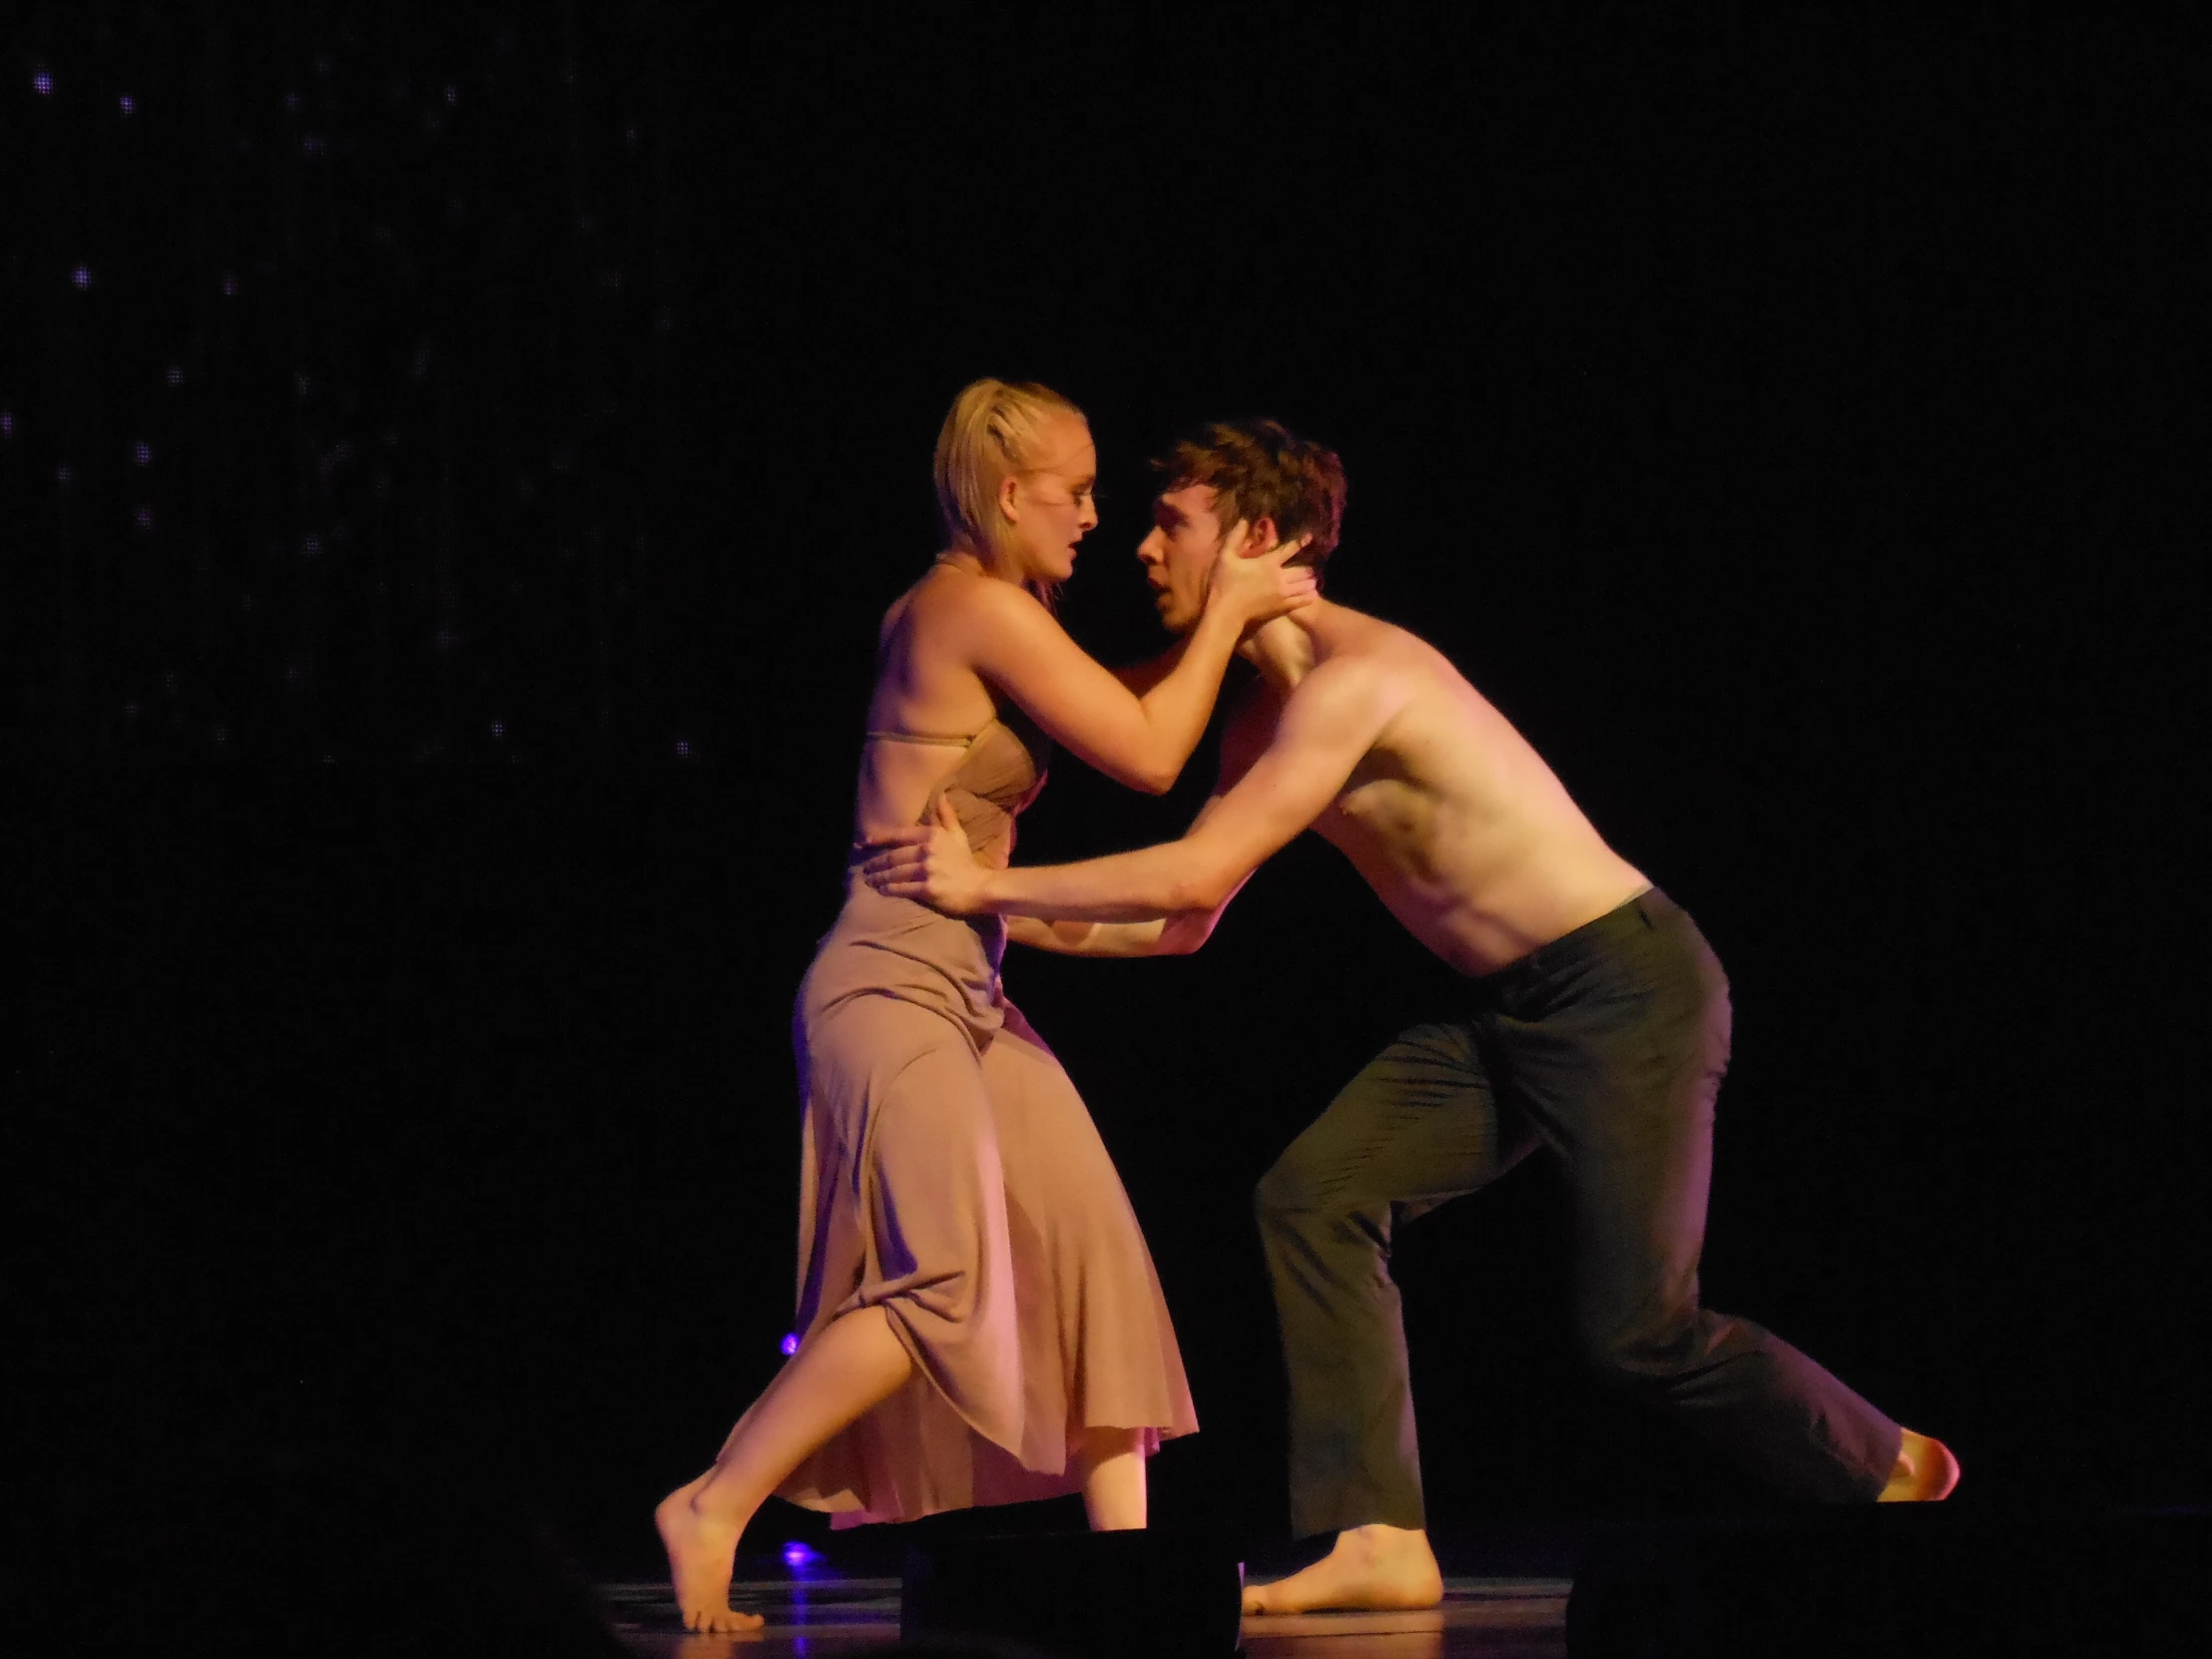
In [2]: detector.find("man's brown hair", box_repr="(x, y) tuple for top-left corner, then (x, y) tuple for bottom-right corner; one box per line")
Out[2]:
(1151, 417), (1348, 581)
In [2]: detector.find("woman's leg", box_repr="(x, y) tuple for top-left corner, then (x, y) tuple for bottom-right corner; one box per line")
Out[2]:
(656, 1305), (915, 1632)
(661, 988), (1023, 1631)
(1074, 1426), (1146, 1530)
(980, 1008), (1199, 1497)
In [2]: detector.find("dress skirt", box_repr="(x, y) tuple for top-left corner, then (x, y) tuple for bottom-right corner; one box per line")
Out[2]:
(764, 876), (1197, 1526)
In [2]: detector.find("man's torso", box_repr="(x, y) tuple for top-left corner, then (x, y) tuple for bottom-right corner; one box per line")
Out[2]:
(1225, 605), (1648, 976)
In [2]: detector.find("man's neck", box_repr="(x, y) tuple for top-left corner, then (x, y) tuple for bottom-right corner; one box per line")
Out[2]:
(1237, 602), (1333, 693)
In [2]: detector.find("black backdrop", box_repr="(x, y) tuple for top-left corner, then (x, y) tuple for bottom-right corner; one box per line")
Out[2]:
(7, 3), (2205, 1576)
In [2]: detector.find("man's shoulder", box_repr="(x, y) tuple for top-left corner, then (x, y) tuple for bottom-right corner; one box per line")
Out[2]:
(1322, 602), (1440, 665)
(1220, 653), (1399, 775)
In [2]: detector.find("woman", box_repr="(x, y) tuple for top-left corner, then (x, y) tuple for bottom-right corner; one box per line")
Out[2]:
(657, 379), (1314, 1632)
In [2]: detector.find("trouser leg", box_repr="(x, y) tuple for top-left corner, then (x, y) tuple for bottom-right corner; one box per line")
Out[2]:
(1490, 896), (1901, 1501)
(1256, 1021), (1535, 1537)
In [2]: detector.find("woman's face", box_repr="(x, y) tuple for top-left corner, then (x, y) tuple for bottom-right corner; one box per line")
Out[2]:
(997, 415), (1099, 585)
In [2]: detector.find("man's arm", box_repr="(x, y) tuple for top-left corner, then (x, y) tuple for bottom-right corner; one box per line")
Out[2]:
(863, 658), (1403, 925)
(1000, 785), (1255, 957)
(1003, 915), (1172, 957)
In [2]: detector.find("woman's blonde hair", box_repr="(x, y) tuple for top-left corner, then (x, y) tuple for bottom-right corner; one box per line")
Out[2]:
(932, 378), (1086, 577)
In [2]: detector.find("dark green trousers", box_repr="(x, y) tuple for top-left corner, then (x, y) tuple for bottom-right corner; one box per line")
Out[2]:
(1256, 888), (1902, 1537)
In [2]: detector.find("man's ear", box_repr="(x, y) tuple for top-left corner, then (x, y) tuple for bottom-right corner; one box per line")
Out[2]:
(1246, 515), (1279, 554)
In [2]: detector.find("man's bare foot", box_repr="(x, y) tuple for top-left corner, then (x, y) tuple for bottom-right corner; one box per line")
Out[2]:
(1876, 1428), (1960, 1502)
(655, 1474), (765, 1633)
(1242, 1523), (1444, 1615)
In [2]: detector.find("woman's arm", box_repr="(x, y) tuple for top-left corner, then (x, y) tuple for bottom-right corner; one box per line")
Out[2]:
(948, 527), (1312, 794)
(1108, 639), (1187, 697)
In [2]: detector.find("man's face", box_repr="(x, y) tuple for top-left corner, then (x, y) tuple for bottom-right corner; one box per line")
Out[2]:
(1135, 483), (1230, 635)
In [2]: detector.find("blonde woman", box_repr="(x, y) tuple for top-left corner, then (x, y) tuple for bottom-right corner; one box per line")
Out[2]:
(657, 379), (1315, 1632)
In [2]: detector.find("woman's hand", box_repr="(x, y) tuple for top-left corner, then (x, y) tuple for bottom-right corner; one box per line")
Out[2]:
(1202, 522), (1319, 630)
(860, 798), (990, 915)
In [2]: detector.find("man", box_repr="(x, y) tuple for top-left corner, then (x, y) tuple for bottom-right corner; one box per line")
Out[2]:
(861, 418), (1958, 1614)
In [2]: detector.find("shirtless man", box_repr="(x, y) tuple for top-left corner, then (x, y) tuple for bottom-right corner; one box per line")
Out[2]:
(861, 418), (1959, 1614)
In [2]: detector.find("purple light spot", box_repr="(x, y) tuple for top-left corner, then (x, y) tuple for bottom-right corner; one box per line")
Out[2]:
(56, 465), (74, 486)
(33, 72), (53, 96)
(1, 411), (13, 437)
(779, 1333), (800, 1357)
(444, 84), (458, 106)
(125, 702), (142, 719)
(300, 534), (322, 556)
(675, 740), (692, 759)
(490, 720), (506, 740)
(166, 363), (184, 386)
(119, 95), (135, 115)
(302, 134), (325, 159)
(72, 267), (91, 289)
(283, 91), (300, 113)
(781, 1541), (820, 1569)
(133, 441), (152, 465)
(220, 273), (239, 296)
(134, 507), (155, 532)
(212, 724), (230, 746)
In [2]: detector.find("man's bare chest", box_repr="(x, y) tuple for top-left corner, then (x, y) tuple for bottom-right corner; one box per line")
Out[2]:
(1314, 760), (1444, 867)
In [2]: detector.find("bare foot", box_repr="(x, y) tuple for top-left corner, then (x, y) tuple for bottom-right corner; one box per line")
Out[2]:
(1877, 1428), (1960, 1501)
(1243, 1523), (1444, 1615)
(655, 1474), (765, 1633)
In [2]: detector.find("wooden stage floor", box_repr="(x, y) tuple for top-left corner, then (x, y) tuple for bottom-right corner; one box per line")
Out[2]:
(603, 1573), (1572, 1657)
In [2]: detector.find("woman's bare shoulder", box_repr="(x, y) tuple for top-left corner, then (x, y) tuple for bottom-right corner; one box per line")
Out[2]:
(897, 562), (1047, 641)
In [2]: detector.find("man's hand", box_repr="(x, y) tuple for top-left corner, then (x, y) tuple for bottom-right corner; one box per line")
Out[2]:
(860, 798), (989, 915)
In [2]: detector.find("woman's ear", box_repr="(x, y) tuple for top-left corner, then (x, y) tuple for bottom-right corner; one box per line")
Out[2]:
(997, 470), (1023, 524)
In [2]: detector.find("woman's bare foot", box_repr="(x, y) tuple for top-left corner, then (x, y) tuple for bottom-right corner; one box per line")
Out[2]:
(1242, 1523), (1444, 1615)
(1876, 1428), (1960, 1502)
(655, 1474), (765, 1633)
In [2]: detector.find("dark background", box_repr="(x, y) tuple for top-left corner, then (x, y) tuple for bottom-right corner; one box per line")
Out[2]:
(6, 2), (2205, 1577)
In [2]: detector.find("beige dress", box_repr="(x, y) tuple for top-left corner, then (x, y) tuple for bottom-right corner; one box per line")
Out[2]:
(766, 711), (1197, 1526)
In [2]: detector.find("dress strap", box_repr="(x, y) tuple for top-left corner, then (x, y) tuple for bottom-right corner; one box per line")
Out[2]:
(864, 729), (977, 748)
